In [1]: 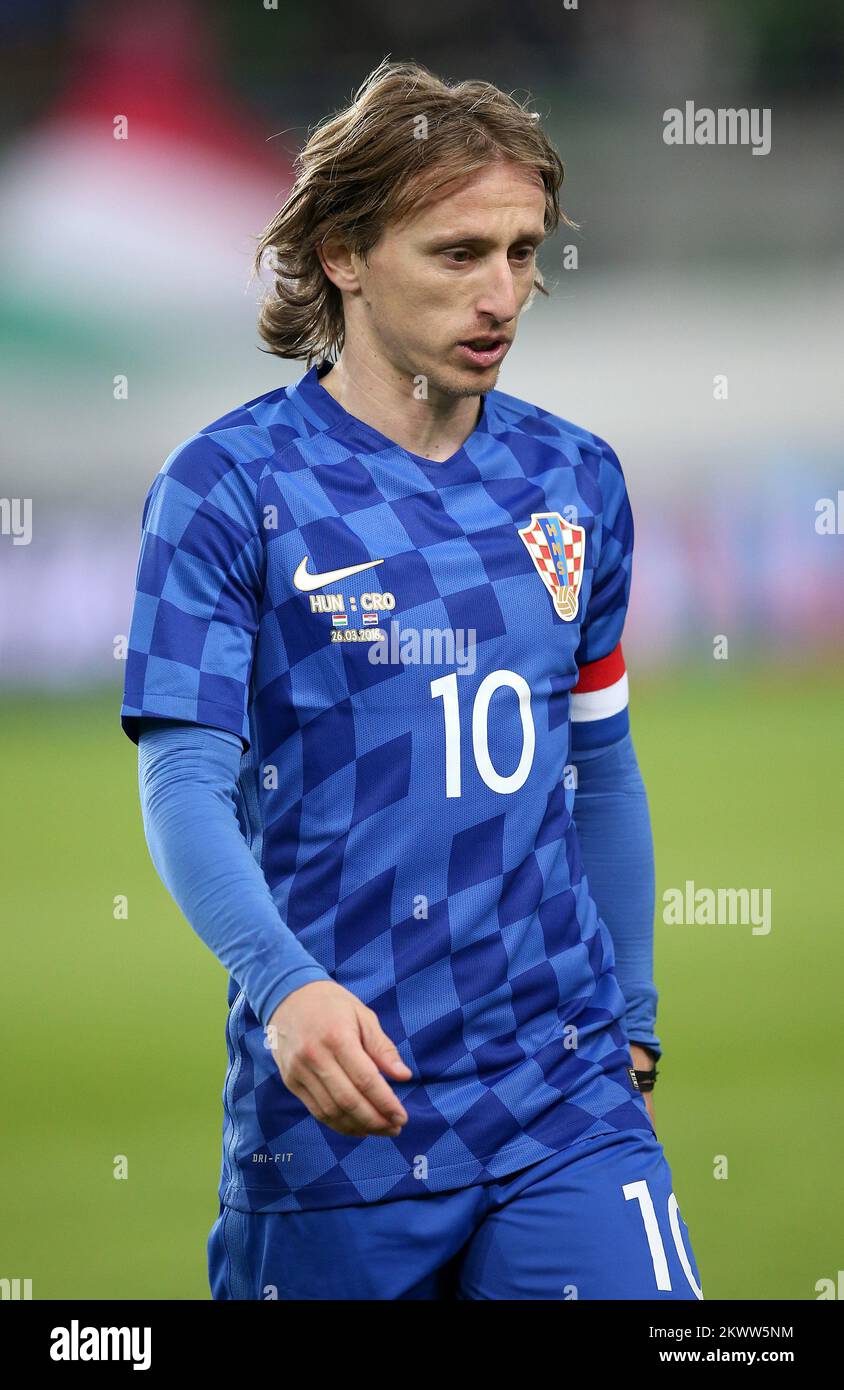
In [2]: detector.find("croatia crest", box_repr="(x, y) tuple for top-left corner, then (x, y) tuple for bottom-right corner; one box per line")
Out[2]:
(517, 512), (586, 621)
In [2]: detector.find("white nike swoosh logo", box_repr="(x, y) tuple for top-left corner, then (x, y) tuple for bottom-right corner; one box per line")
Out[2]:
(292, 556), (384, 592)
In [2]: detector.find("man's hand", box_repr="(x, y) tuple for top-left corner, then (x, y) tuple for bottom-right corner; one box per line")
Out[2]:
(266, 980), (412, 1138)
(630, 1043), (656, 1129)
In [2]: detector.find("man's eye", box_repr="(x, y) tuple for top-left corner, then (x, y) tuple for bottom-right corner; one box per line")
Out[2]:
(442, 247), (535, 265)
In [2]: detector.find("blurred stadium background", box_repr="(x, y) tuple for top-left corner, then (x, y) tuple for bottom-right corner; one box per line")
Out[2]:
(1, 0), (842, 1299)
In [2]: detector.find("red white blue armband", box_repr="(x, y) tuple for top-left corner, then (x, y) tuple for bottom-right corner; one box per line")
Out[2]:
(570, 642), (630, 750)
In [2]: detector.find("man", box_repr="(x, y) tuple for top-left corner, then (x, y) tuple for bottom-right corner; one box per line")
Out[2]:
(122, 59), (702, 1300)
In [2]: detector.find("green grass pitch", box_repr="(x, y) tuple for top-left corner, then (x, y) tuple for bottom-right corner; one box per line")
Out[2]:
(1, 665), (841, 1299)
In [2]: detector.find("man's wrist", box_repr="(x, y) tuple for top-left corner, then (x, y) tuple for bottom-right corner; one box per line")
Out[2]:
(261, 966), (333, 1029)
(629, 1042), (659, 1095)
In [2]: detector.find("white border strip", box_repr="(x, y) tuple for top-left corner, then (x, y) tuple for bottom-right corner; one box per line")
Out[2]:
(570, 671), (629, 723)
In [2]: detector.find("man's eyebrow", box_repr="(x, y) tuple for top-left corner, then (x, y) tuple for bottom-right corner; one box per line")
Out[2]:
(425, 228), (546, 247)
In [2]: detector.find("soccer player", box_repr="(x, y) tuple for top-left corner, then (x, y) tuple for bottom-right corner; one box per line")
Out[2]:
(121, 59), (702, 1300)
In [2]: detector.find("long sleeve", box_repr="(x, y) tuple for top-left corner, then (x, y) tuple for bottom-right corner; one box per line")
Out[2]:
(571, 729), (661, 1059)
(137, 718), (332, 1028)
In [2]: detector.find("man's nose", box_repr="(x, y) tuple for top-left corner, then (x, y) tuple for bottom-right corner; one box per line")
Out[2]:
(474, 255), (519, 324)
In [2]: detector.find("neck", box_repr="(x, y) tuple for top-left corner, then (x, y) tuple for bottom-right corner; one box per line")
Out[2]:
(317, 350), (482, 462)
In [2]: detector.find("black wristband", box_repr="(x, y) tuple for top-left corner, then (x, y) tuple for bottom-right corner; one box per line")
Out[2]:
(633, 1066), (658, 1093)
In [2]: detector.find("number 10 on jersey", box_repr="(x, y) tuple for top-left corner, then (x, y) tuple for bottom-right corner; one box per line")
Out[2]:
(431, 669), (536, 797)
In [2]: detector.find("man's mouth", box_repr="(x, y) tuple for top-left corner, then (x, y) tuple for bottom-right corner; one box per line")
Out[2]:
(456, 337), (510, 366)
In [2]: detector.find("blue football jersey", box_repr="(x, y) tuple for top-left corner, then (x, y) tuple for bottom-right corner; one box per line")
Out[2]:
(121, 360), (650, 1213)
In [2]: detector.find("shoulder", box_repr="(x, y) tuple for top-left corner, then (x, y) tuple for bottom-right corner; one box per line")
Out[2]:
(142, 382), (312, 530)
(485, 384), (627, 496)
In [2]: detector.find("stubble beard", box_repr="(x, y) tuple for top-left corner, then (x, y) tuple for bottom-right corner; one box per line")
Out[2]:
(417, 356), (501, 402)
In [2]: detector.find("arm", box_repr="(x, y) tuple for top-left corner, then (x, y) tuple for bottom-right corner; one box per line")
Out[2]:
(571, 729), (661, 1068)
(570, 436), (660, 1114)
(122, 437), (409, 1138)
(137, 717), (333, 1027)
(136, 722), (412, 1139)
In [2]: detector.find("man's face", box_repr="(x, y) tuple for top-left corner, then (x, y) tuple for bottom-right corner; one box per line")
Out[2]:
(350, 160), (547, 397)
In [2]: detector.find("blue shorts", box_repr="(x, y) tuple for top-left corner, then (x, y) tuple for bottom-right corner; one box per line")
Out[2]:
(208, 1125), (703, 1300)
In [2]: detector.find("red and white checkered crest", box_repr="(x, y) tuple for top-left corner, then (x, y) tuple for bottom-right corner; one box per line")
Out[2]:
(517, 511), (586, 620)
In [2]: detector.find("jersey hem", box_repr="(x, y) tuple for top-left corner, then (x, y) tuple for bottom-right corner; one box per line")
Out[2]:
(218, 1121), (621, 1210)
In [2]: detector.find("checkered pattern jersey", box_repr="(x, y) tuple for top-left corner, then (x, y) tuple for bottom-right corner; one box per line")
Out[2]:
(121, 360), (648, 1212)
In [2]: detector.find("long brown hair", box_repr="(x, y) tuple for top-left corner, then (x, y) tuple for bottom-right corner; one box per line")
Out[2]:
(252, 58), (573, 365)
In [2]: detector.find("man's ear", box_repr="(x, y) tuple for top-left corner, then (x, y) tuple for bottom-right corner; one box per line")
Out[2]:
(318, 235), (361, 293)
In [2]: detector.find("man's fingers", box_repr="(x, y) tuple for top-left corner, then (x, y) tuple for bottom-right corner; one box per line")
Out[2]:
(294, 1046), (403, 1135)
(289, 1070), (340, 1127)
(333, 1034), (408, 1126)
(293, 1065), (394, 1136)
(295, 1076), (382, 1137)
(356, 1008), (413, 1084)
(270, 989), (412, 1137)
